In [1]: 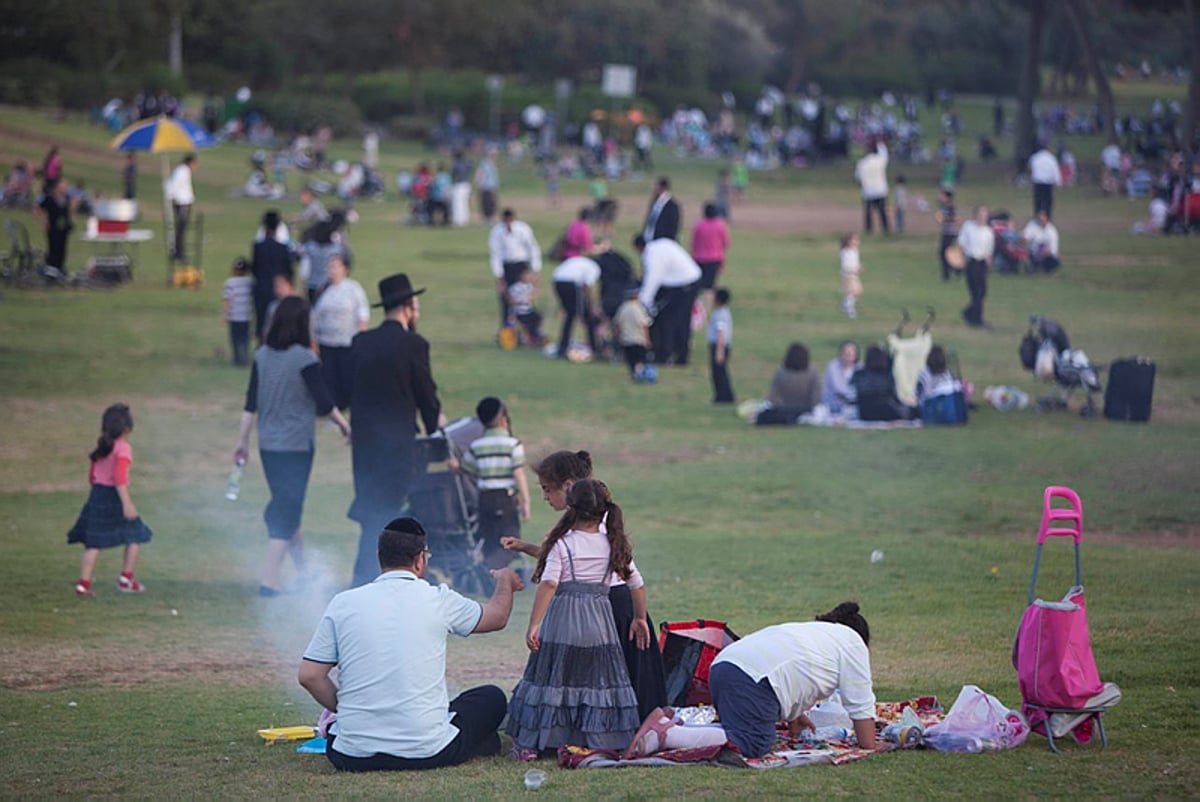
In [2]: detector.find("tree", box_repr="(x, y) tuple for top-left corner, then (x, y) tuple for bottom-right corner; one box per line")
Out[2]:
(1015, 0), (1047, 169)
(1064, 0), (1118, 144)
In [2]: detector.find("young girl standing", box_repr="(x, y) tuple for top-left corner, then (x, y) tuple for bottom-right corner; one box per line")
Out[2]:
(506, 479), (644, 758)
(67, 404), (153, 595)
(503, 452), (668, 721)
(840, 233), (864, 319)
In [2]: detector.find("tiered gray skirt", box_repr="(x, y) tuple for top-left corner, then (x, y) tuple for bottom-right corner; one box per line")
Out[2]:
(507, 580), (641, 751)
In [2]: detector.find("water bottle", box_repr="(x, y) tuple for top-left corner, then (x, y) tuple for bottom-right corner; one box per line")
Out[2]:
(225, 458), (245, 501)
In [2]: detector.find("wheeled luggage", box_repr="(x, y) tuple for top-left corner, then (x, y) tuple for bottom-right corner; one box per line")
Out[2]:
(1103, 357), (1155, 422)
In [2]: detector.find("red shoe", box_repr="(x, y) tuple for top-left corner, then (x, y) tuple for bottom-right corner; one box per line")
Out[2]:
(117, 574), (145, 593)
(74, 581), (94, 597)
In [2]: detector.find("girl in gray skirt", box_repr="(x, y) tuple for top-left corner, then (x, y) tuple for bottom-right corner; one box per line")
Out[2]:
(506, 479), (643, 759)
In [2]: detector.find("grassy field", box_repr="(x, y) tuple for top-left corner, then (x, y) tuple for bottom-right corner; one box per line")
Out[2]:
(1, 90), (1198, 798)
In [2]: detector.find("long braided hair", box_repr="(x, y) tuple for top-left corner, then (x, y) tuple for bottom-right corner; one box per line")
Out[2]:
(531, 478), (634, 583)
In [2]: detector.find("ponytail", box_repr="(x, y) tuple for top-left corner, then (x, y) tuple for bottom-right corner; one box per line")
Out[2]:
(531, 509), (576, 583)
(816, 601), (870, 647)
(533, 449), (594, 487)
(90, 403), (133, 462)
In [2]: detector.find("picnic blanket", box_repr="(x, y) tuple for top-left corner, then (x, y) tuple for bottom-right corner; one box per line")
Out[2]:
(558, 696), (943, 769)
(736, 399), (922, 430)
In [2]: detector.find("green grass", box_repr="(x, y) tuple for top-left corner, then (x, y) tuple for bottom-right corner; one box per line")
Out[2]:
(1, 87), (1198, 798)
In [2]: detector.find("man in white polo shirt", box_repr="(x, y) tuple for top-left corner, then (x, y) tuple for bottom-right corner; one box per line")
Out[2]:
(299, 517), (524, 771)
(1028, 143), (1061, 220)
(634, 234), (702, 366)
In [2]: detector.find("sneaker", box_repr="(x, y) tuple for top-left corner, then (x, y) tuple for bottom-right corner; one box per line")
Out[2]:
(74, 581), (94, 597)
(508, 745), (539, 762)
(117, 575), (145, 593)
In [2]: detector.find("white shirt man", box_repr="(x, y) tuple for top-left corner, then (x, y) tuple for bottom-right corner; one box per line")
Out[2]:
(854, 143), (889, 201)
(1023, 212), (1060, 271)
(299, 517), (523, 771)
(551, 257), (602, 357)
(637, 236), (702, 366)
(1029, 146), (1061, 219)
(957, 208), (994, 327)
(166, 156), (195, 262)
(552, 256), (600, 287)
(638, 238), (701, 309)
(488, 210), (541, 325)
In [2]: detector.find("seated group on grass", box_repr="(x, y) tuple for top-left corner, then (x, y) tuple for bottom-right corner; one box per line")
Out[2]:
(754, 341), (962, 425)
(298, 467), (878, 772)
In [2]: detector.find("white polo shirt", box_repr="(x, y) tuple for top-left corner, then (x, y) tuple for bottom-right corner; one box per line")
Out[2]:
(712, 621), (876, 721)
(638, 238), (702, 308)
(552, 256), (600, 286)
(303, 570), (482, 759)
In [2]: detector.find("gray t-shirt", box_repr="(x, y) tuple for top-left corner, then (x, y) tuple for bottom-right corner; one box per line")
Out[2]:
(253, 344), (320, 451)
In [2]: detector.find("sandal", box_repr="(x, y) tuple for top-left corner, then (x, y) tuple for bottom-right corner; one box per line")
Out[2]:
(508, 745), (539, 762)
(623, 707), (676, 760)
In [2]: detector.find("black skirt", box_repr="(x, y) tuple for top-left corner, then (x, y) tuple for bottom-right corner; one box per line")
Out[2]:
(607, 583), (668, 720)
(67, 485), (153, 549)
(261, 449), (314, 540)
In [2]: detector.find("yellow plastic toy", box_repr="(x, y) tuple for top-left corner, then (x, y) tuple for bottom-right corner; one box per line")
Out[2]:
(256, 725), (316, 745)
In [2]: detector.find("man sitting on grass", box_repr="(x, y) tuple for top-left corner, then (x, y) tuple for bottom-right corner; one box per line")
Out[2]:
(299, 517), (524, 771)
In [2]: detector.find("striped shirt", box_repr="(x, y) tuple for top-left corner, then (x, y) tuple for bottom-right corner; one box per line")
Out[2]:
(461, 427), (525, 492)
(223, 276), (253, 323)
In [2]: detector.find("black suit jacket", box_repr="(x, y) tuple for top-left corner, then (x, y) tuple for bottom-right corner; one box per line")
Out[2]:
(646, 195), (681, 242)
(251, 238), (293, 335)
(347, 319), (441, 528)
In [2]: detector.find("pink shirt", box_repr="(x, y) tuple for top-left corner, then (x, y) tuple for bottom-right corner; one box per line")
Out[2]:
(542, 529), (644, 589)
(691, 218), (730, 264)
(563, 219), (594, 259)
(89, 440), (131, 487)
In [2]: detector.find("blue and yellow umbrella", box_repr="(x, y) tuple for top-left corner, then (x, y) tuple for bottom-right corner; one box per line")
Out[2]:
(110, 115), (216, 153)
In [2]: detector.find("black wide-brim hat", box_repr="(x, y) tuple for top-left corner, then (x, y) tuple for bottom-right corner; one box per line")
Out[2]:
(373, 272), (426, 308)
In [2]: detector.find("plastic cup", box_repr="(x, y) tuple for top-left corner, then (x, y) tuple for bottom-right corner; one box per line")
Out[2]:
(524, 768), (546, 790)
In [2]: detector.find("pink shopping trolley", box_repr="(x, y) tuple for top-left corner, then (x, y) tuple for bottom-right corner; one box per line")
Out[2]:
(1012, 486), (1121, 753)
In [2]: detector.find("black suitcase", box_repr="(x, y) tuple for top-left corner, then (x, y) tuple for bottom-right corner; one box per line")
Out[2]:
(1104, 357), (1155, 422)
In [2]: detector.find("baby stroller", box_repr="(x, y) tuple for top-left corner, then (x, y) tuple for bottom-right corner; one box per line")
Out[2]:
(1012, 486), (1122, 752)
(1020, 316), (1103, 417)
(989, 211), (1029, 274)
(406, 418), (494, 596)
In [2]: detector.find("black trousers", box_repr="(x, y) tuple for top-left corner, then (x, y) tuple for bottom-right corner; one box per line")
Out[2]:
(650, 282), (698, 366)
(863, 196), (889, 233)
(939, 233), (956, 280)
(326, 685), (506, 771)
(172, 202), (191, 262)
(709, 343), (735, 403)
(318, 344), (354, 411)
(623, 344), (647, 375)
(555, 280), (598, 356)
(229, 321), (250, 366)
(963, 258), (988, 326)
(498, 260), (528, 325)
(1033, 183), (1054, 219)
(46, 229), (69, 270)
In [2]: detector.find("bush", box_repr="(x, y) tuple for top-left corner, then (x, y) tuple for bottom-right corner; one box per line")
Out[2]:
(250, 92), (362, 137)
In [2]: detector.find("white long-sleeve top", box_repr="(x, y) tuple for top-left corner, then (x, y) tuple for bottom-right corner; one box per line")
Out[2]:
(167, 163), (194, 205)
(957, 220), (995, 261)
(487, 220), (542, 278)
(1022, 219), (1059, 257)
(1029, 149), (1062, 186)
(638, 238), (702, 308)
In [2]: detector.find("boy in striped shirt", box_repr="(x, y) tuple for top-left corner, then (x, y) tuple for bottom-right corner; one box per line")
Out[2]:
(461, 397), (531, 569)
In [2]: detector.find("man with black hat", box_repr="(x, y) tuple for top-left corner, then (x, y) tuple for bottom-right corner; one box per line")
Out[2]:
(347, 274), (444, 587)
(300, 517), (525, 771)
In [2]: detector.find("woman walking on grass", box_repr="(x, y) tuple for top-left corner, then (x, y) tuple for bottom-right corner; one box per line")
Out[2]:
(234, 296), (350, 596)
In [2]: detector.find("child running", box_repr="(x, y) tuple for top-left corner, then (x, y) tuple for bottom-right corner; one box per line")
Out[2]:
(840, 232), (863, 319)
(503, 451), (668, 722)
(67, 404), (153, 596)
(506, 479), (643, 758)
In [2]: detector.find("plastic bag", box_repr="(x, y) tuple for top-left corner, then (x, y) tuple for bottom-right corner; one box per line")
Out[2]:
(1035, 342), (1057, 379)
(924, 685), (1029, 753)
(804, 691), (853, 730)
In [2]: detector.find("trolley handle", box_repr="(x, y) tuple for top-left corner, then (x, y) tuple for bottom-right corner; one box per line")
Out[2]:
(1028, 486), (1085, 604)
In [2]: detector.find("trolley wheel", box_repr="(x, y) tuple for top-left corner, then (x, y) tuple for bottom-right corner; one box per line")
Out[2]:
(453, 566), (495, 597)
